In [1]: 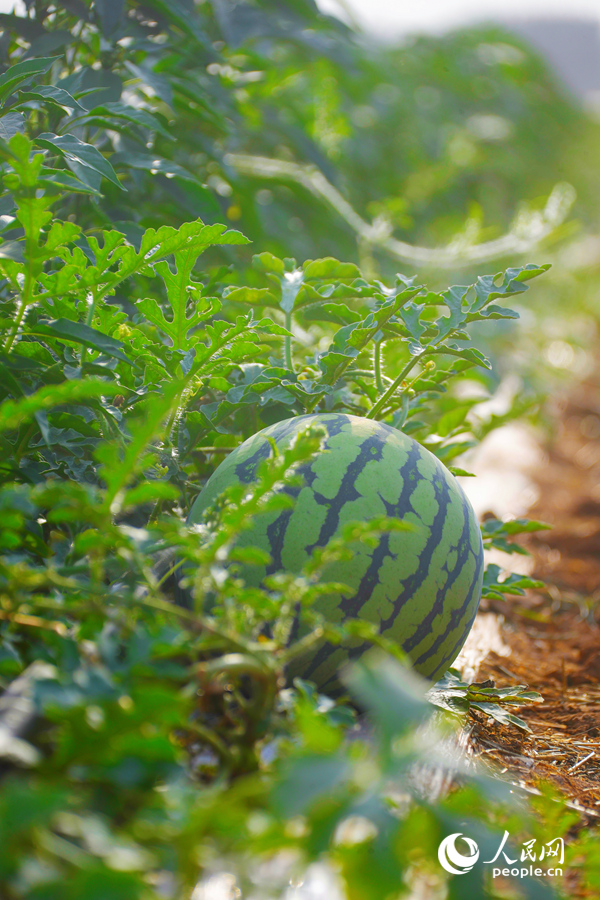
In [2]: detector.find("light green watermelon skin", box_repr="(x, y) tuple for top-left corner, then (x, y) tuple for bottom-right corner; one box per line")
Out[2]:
(187, 414), (483, 690)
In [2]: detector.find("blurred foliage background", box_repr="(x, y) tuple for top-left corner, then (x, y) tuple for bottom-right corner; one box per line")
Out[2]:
(0, 0), (596, 252)
(3, 0), (598, 395)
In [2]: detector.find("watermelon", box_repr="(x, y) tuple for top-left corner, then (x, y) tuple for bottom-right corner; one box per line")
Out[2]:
(187, 413), (483, 690)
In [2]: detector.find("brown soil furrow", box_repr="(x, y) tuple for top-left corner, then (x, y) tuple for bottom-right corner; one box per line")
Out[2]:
(461, 368), (600, 898)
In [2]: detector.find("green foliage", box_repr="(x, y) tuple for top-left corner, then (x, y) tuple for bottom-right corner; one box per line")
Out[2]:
(482, 565), (544, 602)
(482, 517), (552, 556)
(0, 129), (550, 491)
(0, 0), (592, 272)
(429, 669), (543, 732)
(0, 3), (588, 897)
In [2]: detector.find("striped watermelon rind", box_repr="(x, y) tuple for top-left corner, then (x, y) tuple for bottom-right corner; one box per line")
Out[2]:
(187, 413), (484, 690)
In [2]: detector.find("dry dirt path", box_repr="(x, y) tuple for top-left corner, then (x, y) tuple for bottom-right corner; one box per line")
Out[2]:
(451, 367), (600, 896)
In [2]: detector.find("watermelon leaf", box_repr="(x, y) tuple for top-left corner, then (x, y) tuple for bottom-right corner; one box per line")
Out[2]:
(429, 670), (543, 733)
(481, 564), (544, 600)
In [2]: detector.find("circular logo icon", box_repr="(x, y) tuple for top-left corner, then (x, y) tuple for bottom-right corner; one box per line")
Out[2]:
(438, 832), (480, 875)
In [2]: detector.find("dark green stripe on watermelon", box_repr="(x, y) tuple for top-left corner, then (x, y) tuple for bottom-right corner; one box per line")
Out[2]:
(187, 413), (484, 688)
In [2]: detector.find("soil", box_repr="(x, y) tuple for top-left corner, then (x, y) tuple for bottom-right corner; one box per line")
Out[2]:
(464, 367), (600, 896)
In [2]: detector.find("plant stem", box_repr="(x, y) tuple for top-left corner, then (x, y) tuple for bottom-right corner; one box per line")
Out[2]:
(201, 652), (275, 683)
(284, 310), (294, 372)
(138, 594), (263, 657)
(6, 186), (46, 352)
(367, 352), (426, 419)
(85, 290), (96, 327)
(193, 446), (234, 454)
(279, 626), (325, 664)
(4, 254), (35, 353)
(345, 369), (392, 383)
(4, 295), (28, 352)
(14, 423), (37, 463)
(0, 609), (68, 634)
(373, 341), (385, 392)
(186, 721), (234, 766)
(367, 344), (479, 419)
(80, 288), (99, 372)
(228, 154), (575, 268)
